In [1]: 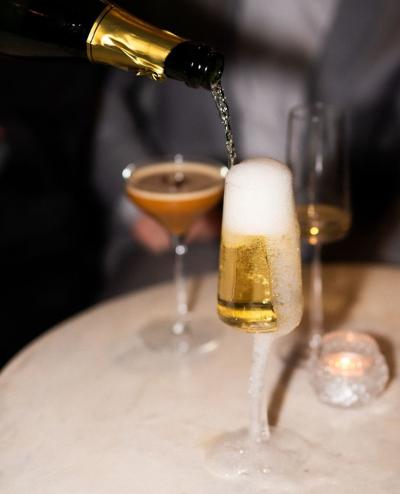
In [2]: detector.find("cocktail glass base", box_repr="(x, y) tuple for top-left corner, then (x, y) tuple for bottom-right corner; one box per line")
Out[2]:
(139, 317), (222, 355)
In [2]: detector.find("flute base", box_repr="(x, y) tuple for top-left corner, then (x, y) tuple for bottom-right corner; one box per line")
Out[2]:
(139, 317), (221, 355)
(206, 428), (314, 488)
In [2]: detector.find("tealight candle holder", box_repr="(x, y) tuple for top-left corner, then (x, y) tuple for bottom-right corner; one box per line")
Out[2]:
(310, 330), (389, 408)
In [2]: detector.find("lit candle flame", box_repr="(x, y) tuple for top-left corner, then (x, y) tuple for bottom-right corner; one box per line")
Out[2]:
(323, 351), (373, 377)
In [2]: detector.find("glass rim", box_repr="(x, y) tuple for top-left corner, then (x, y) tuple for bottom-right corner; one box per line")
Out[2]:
(122, 154), (228, 182)
(320, 330), (379, 352)
(289, 102), (342, 121)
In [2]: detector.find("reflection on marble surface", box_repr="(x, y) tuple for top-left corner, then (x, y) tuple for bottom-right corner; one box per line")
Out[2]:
(0, 265), (399, 493)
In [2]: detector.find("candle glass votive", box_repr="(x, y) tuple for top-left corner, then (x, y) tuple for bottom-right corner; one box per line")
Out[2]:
(310, 330), (389, 408)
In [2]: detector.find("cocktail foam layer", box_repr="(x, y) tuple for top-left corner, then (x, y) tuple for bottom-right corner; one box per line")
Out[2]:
(128, 162), (224, 202)
(222, 158), (296, 235)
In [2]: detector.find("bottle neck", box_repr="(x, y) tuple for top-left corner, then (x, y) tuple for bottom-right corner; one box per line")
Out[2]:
(87, 4), (184, 80)
(87, 4), (224, 89)
(164, 41), (224, 89)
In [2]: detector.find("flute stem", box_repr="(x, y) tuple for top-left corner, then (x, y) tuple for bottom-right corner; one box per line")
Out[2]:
(249, 334), (273, 443)
(309, 242), (323, 352)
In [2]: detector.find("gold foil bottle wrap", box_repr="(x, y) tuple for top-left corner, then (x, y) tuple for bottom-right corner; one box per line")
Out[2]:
(87, 4), (184, 79)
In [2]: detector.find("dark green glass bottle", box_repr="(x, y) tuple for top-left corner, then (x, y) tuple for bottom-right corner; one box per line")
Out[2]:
(0, 0), (224, 89)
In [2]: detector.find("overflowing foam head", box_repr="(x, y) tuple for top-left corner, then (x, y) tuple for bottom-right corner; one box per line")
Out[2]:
(222, 158), (296, 235)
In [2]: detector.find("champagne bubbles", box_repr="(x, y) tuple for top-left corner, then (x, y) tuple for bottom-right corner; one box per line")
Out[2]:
(218, 158), (303, 336)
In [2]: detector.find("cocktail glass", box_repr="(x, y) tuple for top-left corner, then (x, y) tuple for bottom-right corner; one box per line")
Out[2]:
(123, 154), (227, 354)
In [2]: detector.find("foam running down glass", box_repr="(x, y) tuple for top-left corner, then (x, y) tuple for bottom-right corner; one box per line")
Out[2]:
(208, 158), (303, 482)
(124, 156), (226, 353)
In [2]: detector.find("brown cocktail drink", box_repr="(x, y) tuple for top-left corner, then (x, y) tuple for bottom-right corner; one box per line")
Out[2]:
(126, 161), (224, 236)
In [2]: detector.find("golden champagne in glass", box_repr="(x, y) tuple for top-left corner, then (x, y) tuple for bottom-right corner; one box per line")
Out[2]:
(208, 158), (304, 483)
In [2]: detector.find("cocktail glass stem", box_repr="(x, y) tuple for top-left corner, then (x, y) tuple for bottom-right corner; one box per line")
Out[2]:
(249, 334), (273, 443)
(309, 242), (323, 352)
(172, 235), (189, 336)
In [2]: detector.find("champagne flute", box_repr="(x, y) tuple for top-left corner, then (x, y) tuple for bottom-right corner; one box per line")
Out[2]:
(287, 102), (351, 355)
(123, 154), (226, 354)
(207, 158), (304, 481)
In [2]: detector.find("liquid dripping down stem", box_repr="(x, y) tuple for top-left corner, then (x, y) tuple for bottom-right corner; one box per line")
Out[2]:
(249, 333), (274, 442)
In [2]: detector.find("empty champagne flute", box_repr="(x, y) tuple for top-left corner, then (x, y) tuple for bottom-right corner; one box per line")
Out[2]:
(123, 154), (227, 354)
(287, 102), (351, 356)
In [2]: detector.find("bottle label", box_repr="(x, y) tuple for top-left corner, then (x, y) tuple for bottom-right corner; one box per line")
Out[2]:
(87, 5), (184, 79)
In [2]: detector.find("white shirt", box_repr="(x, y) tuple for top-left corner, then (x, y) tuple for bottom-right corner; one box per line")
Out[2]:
(231, 0), (338, 161)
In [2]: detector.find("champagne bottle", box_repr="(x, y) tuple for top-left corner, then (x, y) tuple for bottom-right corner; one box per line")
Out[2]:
(0, 0), (224, 89)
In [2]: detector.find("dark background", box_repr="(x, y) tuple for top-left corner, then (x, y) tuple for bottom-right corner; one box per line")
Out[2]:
(0, 0), (399, 368)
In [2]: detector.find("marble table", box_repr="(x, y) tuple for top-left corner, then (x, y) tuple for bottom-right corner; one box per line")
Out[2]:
(1, 264), (399, 493)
